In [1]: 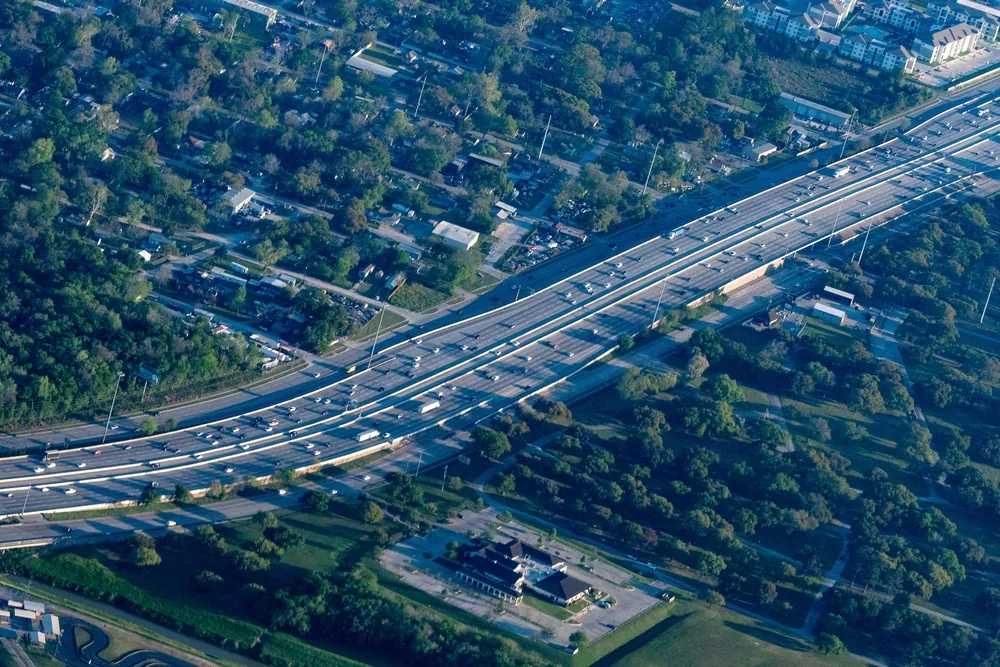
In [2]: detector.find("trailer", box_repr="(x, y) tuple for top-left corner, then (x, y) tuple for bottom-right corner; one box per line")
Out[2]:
(356, 429), (381, 443)
(417, 399), (441, 414)
(833, 165), (850, 178)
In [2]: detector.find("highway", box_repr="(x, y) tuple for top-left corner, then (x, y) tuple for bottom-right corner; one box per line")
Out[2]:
(2, 88), (1000, 517)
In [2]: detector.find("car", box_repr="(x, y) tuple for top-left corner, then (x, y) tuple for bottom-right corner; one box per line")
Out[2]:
(278, 489), (288, 496)
(3, 493), (11, 498)
(225, 466), (234, 473)
(93, 450), (101, 455)
(330, 489), (339, 495)
(314, 397), (322, 403)
(41, 487), (50, 493)
(192, 453), (203, 460)
(64, 488), (76, 495)
(305, 443), (316, 449)
(166, 520), (177, 527)
(33, 467), (45, 474)
(77, 463), (87, 469)
(362, 475), (372, 481)
(124, 445), (132, 451)
(313, 372), (321, 379)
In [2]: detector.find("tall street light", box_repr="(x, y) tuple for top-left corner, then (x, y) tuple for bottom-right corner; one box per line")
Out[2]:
(103, 371), (126, 444)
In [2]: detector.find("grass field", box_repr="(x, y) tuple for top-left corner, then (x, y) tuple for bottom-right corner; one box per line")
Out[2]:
(589, 599), (851, 667)
(349, 308), (407, 342)
(388, 283), (449, 312)
(523, 592), (574, 620)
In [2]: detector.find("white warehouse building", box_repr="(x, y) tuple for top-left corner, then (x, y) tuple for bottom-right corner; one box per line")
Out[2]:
(432, 221), (480, 251)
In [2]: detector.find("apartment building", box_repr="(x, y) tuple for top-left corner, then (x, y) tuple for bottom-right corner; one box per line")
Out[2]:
(911, 21), (980, 62)
(838, 25), (918, 71)
(926, 0), (1000, 41)
(863, 0), (923, 31)
(743, 0), (855, 40)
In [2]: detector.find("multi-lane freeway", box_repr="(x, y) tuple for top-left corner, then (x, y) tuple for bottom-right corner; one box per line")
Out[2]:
(3, 88), (1000, 518)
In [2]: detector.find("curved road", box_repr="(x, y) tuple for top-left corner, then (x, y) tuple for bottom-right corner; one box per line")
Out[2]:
(1, 85), (1000, 516)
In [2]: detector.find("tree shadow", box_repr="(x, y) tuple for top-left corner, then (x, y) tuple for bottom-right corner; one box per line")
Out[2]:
(722, 620), (813, 653)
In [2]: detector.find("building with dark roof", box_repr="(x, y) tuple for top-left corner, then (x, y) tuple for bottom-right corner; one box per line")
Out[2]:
(532, 572), (591, 606)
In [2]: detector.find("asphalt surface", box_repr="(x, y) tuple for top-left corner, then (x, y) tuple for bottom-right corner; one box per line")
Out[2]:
(2, 85), (1000, 517)
(57, 616), (199, 667)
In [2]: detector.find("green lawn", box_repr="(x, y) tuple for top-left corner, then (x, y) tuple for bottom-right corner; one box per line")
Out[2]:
(457, 270), (500, 293)
(588, 598), (851, 667)
(522, 592), (573, 620)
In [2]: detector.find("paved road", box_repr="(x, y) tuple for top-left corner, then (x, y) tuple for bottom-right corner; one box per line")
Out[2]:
(1, 86), (1000, 516)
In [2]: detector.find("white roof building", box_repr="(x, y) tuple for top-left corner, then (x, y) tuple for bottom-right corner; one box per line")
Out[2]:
(41, 614), (60, 636)
(432, 221), (480, 250)
(226, 188), (255, 215)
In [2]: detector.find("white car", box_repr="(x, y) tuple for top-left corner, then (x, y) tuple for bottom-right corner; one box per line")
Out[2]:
(192, 453), (203, 460)
(64, 488), (76, 495)
(166, 520), (177, 527)
(305, 443), (316, 449)
(313, 372), (321, 379)
(330, 489), (339, 496)
(41, 487), (50, 493)
(77, 463), (87, 469)
(278, 489), (288, 496)
(33, 467), (45, 474)
(225, 466), (234, 473)
(362, 475), (372, 481)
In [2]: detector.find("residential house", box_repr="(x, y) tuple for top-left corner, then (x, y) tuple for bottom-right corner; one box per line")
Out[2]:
(864, 0), (922, 31)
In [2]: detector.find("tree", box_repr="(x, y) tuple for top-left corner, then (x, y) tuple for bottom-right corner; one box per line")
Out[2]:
(697, 551), (727, 577)
(254, 511), (280, 529)
(234, 550), (271, 573)
(809, 417), (832, 442)
(174, 485), (194, 504)
(363, 501), (384, 525)
(301, 489), (330, 513)
(130, 533), (161, 567)
(700, 589), (726, 607)
(138, 417), (158, 436)
(758, 580), (778, 605)
(568, 631), (589, 649)
(686, 352), (709, 383)
(472, 427), (511, 460)
(139, 485), (161, 506)
(229, 285), (247, 314)
(618, 334), (635, 352)
(498, 473), (517, 496)
(704, 374), (744, 404)
(816, 633), (846, 655)
(193, 570), (223, 591)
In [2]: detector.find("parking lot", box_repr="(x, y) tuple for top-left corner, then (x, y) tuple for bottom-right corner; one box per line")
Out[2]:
(379, 508), (663, 648)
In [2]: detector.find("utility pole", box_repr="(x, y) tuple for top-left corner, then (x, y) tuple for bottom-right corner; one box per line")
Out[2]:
(414, 452), (423, 479)
(315, 39), (335, 83)
(413, 75), (428, 119)
(441, 464), (449, 491)
(366, 307), (387, 371)
(538, 115), (552, 161)
(982, 276), (996, 324)
(643, 139), (663, 196)
(102, 371), (125, 444)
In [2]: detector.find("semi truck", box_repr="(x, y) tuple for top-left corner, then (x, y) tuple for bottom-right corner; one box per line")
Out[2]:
(356, 429), (381, 443)
(417, 399), (441, 414)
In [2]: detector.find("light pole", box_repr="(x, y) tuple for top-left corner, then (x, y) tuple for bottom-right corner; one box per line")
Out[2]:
(366, 307), (387, 371)
(19, 486), (30, 517)
(858, 216), (876, 265)
(102, 371), (126, 444)
(651, 278), (670, 327)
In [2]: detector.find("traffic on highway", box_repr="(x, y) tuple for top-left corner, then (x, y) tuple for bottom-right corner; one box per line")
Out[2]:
(4, 89), (1000, 516)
